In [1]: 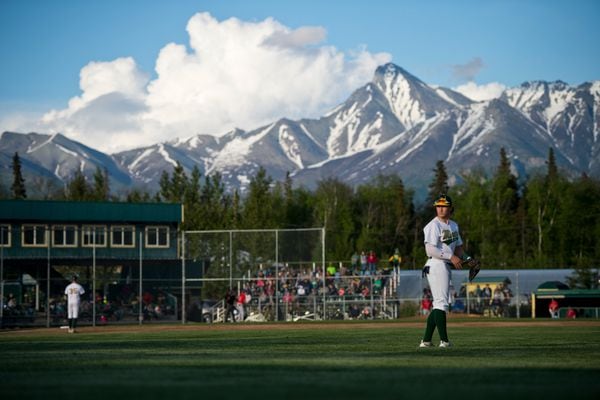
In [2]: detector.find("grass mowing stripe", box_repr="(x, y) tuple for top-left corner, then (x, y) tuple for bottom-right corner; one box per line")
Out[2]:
(1, 322), (599, 400)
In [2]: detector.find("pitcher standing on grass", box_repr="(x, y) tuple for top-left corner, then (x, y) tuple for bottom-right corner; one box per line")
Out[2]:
(419, 195), (464, 348)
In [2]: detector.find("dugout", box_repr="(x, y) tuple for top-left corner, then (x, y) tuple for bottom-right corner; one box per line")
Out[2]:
(461, 275), (512, 316)
(462, 275), (512, 295)
(531, 281), (600, 318)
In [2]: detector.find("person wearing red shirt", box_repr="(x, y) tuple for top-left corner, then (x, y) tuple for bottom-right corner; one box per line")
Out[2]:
(549, 298), (559, 319)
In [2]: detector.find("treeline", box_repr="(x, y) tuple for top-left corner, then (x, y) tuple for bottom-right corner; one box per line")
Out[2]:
(4, 149), (600, 279)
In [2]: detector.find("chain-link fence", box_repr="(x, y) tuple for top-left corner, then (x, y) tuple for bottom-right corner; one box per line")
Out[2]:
(182, 228), (407, 323)
(2, 222), (594, 327)
(395, 268), (599, 319)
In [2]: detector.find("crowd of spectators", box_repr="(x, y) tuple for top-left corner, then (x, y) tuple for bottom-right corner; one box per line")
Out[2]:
(44, 286), (177, 324)
(227, 250), (401, 321)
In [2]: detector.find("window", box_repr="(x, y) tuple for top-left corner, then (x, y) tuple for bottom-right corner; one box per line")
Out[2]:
(145, 226), (169, 248)
(111, 225), (135, 247)
(82, 225), (107, 247)
(22, 224), (48, 247)
(52, 225), (77, 247)
(0, 224), (10, 247)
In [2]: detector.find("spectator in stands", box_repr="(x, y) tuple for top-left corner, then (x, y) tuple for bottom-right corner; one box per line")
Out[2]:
(474, 285), (483, 313)
(326, 263), (337, 277)
(482, 284), (492, 299)
(421, 295), (432, 316)
(360, 251), (368, 275)
(351, 251), (360, 275)
(492, 287), (503, 317)
(447, 284), (456, 312)
(482, 284), (492, 314)
(236, 290), (247, 321)
(224, 289), (237, 323)
(549, 298), (559, 319)
(327, 282), (338, 296)
(7, 293), (17, 310)
(388, 248), (401, 271)
(501, 284), (512, 317)
(367, 250), (378, 275)
(361, 305), (372, 319)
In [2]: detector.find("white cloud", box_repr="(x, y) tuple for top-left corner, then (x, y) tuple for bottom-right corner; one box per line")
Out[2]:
(453, 81), (507, 101)
(34, 12), (390, 153)
(39, 57), (150, 152)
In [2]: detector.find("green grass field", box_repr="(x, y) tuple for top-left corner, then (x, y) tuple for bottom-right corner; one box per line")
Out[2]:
(1, 319), (599, 400)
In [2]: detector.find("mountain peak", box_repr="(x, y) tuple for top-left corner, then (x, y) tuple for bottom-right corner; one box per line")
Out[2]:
(370, 63), (457, 130)
(519, 80), (569, 91)
(373, 63), (422, 85)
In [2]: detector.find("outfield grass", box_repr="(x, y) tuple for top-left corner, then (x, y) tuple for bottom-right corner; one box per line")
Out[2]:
(1, 320), (599, 400)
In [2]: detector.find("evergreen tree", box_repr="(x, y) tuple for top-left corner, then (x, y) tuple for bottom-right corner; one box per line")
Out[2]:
(355, 175), (413, 261)
(230, 189), (241, 229)
(427, 160), (448, 205)
(241, 166), (275, 229)
(11, 152), (27, 199)
(183, 166), (202, 230)
(452, 169), (490, 262)
(312, 178), (356, 261)
(169, 162), (189, 203)
(126, 188), (152, 203)
(547, 147), (558, 183)
(158, 162), (189, 203)
(91, 167), (110, 201)
(158, 171), (171, 201)
(66, 170), (90, 201)
(525, 148), (564, 266)
(490, 148), (520, 266)
(558, 174), (600, 269)
(199, 172), (231, 230)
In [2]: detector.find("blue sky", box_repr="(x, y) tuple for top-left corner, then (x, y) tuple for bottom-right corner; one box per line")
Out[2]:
(1, 0), (599, 152)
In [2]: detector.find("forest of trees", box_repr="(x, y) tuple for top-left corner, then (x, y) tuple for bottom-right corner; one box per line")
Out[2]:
(3, 149), (600, 285)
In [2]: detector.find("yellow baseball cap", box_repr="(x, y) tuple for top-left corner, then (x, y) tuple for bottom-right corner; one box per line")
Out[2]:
(433, 194), (453, 207)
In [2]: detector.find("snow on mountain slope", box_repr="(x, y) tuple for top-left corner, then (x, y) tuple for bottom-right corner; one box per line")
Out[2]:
(592, 81), (600, 142)
(502, 81), (574, 128)
(0, 131), (131, 190)
(2, 63), (599, 200)
(279, 124), (304, 169)
(373, 63), (458, 129)
(208, 123), (274, 174)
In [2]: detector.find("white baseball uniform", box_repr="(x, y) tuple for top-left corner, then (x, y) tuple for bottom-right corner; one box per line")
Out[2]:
(65, 282), (85, 319)
(423, 216), (462, 312)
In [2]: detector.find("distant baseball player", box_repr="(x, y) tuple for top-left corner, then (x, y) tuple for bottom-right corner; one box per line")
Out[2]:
(65, 275), (85, 333)
(419, 194), (464, 348)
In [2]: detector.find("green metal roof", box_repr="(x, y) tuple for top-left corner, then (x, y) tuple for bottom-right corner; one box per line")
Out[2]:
(462, 276), (511, 284)
(0, 200), (183, 223)
(537, 281), (570, 290)
(533, 289), (600, 299)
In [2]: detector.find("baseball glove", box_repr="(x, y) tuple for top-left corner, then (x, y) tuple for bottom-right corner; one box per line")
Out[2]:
(463, 256), (481, 282)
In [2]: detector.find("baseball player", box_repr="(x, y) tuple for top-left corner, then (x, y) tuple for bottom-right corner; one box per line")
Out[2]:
(419, 194), (463, 348)
(65, 275), (85, 333)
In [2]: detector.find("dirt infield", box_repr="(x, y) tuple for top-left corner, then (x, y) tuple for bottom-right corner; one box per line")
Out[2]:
(2, 319), (599, 336)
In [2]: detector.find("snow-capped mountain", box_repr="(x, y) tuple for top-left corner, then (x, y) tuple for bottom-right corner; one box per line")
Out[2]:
(501, 80), (600, 172)
(0, 131), (131, 194)
(1, 63), (598, 200)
